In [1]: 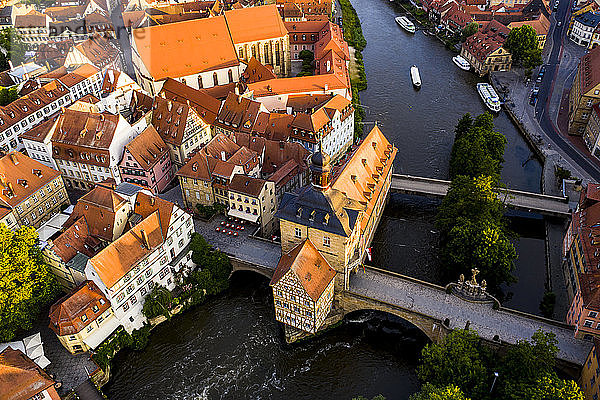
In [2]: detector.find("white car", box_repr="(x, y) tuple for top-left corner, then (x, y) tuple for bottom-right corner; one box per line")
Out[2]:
(558, 21), (562, 26)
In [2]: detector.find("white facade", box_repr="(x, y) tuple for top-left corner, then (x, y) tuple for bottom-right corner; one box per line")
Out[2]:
(97, 70), (143, 115)
(570, 18), (599, 47)
(85, 193), (195, 332)
(54, 115), (139, 186)
(321, 109), (354, 160)
(253, 87), (349, 112)
(22, 132), (56, 169)
(2, 90), (71, 152)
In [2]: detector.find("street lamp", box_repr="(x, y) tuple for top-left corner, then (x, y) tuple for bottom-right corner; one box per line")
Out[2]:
(490, 372), (499, 393)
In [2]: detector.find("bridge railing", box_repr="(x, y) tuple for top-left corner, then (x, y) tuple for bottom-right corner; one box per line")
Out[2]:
(361, 266), (579, 332)
(494, 187), (568, 203)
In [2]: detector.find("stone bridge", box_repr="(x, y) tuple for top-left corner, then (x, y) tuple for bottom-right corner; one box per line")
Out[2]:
(391, 174), (572, 217)
(344, 266), (591, 367)
(225, 242), (589, 367)
(229, 256), (275, 280)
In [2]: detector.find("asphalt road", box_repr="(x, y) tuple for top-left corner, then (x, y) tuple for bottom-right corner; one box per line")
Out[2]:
(535, 0), (600, 181)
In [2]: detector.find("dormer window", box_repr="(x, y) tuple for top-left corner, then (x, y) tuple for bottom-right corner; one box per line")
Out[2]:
(17, 179), (27, 187)
(309, 210), (315, 221)
(296, 207), (302, 218)
(323, 213), (330, 225)
(32, 169), (42, 177)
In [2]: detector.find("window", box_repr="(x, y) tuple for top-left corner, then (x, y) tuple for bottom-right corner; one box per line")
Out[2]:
(123, 302), (129, 311)
(92, 305), (99, 313)
(69, 335), (76, 341)
(87, 325), (94, 333)
(585, 320), (594, 327)
(323, 236), (330, 247)
(590, 311), (598, 318)
(117, 293), (125, 302)
(197, 75), (203, 89)
(213, 72), (218, 86)
(145, 269), (152, 278)
(228, 69), (233, 83)
(295, 227), (301, 238)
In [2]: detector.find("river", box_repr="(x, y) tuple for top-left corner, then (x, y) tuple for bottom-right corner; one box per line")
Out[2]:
(105, 0), (549, 398)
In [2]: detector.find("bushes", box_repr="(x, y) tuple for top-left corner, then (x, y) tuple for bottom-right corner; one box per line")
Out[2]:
(92, 325), (152, 370)
(338, 0), (368, 140)
(195, 202), (226, 219)
(297, 50), (315, 77)
(177, 233), (233, 309)
(438, 113), (517, 291)
(142, 286), (173, 320)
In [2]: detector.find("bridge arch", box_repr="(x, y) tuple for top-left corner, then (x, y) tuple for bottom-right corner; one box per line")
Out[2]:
(229, 257), (274, 280)
(340, 292), (449, 343)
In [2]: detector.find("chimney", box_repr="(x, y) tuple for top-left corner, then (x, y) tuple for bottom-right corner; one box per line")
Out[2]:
(221, 151), (226, 161)
(9, 153), (18, 166)
(324, 83), (329, 92)
(140, 229), (150, 249)
(7, 182), (14, 194)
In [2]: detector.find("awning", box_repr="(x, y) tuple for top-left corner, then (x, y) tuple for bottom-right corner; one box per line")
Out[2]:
(26, 343), (44, 360)
(23, 333), (41, 350)
(83, 317), (120, 350)
(227, 208), (259, 223)
(35, 355), (51, 369)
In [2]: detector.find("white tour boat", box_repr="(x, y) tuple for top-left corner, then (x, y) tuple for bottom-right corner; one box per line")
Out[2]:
(395, 16), (416, 33)
(452, 55), (471, 71)
(410, 65), (421, 88)
(477, 82), (501, 112)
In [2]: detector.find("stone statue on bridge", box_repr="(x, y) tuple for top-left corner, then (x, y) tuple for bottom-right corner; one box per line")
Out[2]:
(451, 269), (493, 302)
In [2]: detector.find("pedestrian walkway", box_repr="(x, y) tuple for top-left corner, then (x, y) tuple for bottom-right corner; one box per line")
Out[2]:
(75, 379), (104, 400)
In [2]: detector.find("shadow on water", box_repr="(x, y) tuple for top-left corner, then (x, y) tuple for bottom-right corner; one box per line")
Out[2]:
(373, 194), (548, 315)
(104, 271), (422, 400)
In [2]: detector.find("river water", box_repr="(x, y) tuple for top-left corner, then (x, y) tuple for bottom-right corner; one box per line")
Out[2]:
(105, 0), (549, 398)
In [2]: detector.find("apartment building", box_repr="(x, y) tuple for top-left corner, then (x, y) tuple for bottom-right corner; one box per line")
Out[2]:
(85, 192), (194, 332)
(49, 280), (118, 354)
(51, 109), (138, 190)
(228, 175), (277, 234)
(0, 151), (68, 229)
(569, 46), (600, 135)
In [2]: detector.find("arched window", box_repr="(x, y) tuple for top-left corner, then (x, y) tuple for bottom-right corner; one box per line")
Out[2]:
(238, 47), (244, 59)
(251, 45), (256, 58)
(197, 75), (203, 89)
(213, 72), (218, 86)
(275, 42), (281, 66)
(228, 69), (233, 83)
(264, 43), (270, 64)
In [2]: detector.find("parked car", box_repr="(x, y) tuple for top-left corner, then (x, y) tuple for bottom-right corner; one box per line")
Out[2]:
(540, 65), (546, 74)
(558, 21), (562, 26)
(536, 75), (543, 84)
(530, 94), (537, 105)
(533, 85), (540, 95)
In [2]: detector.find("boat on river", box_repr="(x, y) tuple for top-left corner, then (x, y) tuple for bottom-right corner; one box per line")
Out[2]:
(410, 65), (421, 88)
(395, 16), (416, 33)
(476, 83), (501, 112)
(452, 55), (471, 71)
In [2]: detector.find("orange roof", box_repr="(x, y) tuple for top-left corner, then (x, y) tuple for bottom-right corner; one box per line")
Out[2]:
(270, 239), (336, 301)
(89, 211), (164, 288)
(133, 16), (239, 81)
(63, 186), (127, 241)
(248, 74), (348, 97)
(133, 191), (174, 239)
(0, 152), (61, 209)
(508, 13), (550, 35)
(224, 5), (288, 43)
(331, 125), (397, 235)
(122, 125), (168, 171)
(0, 348), (55, 400)
(49, 280), (110, 336)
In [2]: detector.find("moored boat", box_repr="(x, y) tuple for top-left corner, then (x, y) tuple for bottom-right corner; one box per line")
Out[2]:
(476, 82), (501, 112)
(452, 55), (471, 71)
(410, 65), (421, 88)
(395, 16), (416, 33)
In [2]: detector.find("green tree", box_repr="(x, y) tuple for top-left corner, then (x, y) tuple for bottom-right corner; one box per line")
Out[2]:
(352, 396), (385, 400)
(410, 384), (471, 400)
(0, 224), (59, 341)
(142, 285), (172, 320)
(504, 26), (542, 69)
(0, 28), (25, 71)
(417, 330), (489, 398)
(461, 22), (479, 41)
(0, 87), (18, 106)
(524, 375), (584, 400)
(539, 291), (556, 319)
(498, 330), (558, 398)
(449, 112), (507, 181)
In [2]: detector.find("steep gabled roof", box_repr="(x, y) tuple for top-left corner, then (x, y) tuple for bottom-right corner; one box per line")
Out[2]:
(48, 280), (110, 336)
(0, 348), (55, 400)
(270, 239), (336, 301)
(89, 210), (164, 289)
(122, 125), (168, 170)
